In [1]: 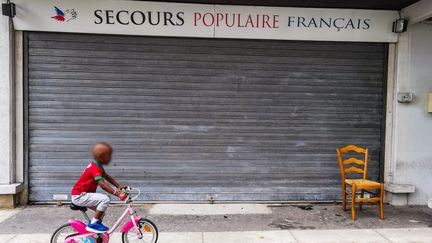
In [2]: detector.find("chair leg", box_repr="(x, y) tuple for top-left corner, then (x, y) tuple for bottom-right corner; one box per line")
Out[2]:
(351, 184), (356, 220)
(379, 184), (384, 220)
(342, 185), (346, 211)
(359, 189), (364, 211)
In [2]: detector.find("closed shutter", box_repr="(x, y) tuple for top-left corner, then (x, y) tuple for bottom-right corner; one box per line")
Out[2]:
(27, 32), (387, 201)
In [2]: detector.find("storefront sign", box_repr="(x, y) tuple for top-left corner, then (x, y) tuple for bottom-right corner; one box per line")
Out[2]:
(13, 0), (398, 42)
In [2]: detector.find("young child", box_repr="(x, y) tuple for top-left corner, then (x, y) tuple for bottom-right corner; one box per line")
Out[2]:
(71, 143), (127, 233)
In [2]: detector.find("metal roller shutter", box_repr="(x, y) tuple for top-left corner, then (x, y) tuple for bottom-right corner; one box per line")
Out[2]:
(27, 32), (387, 202)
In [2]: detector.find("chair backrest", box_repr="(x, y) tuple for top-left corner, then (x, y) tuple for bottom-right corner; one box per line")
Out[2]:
(336, 145), (368, 181)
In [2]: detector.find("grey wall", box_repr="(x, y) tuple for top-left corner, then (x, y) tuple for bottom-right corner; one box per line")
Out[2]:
(0, 2), (14, 186)
(392, 23), (432, 204)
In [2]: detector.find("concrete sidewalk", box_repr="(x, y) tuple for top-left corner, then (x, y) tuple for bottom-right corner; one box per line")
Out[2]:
(1, 228), (432, 243)
(0, 204), (431, 242)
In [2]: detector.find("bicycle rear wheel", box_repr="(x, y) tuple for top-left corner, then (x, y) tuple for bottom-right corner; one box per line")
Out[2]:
(50, 223), (79, 243)
(122, 218), (158, 243)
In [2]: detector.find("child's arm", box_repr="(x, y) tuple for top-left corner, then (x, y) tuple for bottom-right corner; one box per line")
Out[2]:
(104, 173), (126, 190)
(97, 179), (126, 199)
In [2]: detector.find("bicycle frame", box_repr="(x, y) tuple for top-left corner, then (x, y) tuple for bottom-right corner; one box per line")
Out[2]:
(66, 189), (143, 243)
(113, 202), (142, 235)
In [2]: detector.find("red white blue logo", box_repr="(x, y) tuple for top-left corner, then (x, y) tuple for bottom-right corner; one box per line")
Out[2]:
(51, 6), (77, 22)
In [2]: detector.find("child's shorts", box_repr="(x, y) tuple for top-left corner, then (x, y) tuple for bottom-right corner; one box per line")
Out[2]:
(71, 193), (111, 212)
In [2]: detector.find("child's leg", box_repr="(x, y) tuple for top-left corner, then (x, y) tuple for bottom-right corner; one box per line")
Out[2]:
(72, 193), (110, 221)
(91, 194), (110, 222)
(73, 193), (111, 232)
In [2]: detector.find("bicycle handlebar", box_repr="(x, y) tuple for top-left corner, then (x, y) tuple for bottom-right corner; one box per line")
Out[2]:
(121, 186), (141, 202)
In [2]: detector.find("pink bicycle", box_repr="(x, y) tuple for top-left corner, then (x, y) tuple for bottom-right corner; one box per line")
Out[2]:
(50, 187), (158, 243)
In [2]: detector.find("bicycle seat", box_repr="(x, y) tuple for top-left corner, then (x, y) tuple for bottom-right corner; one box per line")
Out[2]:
(70, 203), (87, 211)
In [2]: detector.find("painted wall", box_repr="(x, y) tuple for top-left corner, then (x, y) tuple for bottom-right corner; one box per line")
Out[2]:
(392, 22), (432, 205)
(0, 2), (24, 205)
(0, 4), (14, 185)
(2, 1), (432, 205)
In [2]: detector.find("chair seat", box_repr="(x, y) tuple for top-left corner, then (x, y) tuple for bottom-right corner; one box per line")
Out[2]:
(345, 179), (381, 189)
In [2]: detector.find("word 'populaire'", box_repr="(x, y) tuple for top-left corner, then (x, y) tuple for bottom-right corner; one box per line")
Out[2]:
(193, 12), (280, 28)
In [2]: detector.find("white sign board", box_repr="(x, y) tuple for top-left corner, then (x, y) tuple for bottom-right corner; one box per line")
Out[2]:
(13, 0), (399, 42)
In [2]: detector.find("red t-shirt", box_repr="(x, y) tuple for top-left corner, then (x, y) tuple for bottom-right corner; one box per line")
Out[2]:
(71, 160), (105, 195)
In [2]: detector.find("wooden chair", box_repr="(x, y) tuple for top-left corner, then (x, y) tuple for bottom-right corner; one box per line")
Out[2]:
(336, 145), (384, 220)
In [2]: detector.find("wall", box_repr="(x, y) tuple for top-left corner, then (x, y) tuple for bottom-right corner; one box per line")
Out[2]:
(392, 22), (432, 205)
(1, 1), (431, 205)
(0, 2), (25, 207)
(0, 2), (14, 185)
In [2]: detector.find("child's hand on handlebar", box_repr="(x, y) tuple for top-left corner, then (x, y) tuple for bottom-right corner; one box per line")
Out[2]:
(114, 190), (128, 200)
(118, 192), (128, 201)
(117, 185), (127, 190)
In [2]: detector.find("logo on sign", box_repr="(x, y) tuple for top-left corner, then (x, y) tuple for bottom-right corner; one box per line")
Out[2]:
(51, 6), (77, 22)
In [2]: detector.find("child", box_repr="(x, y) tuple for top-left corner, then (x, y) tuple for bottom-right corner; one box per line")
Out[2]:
(71, 143), (127, 233)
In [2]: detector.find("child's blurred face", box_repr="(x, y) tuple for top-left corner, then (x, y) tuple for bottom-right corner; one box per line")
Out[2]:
(99, 150), (112, 165)
(92, 143), (113, 165)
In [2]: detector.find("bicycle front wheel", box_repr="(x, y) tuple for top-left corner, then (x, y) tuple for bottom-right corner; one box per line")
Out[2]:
(122, 218), (158, 243)
(50, 223), (79, 243)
